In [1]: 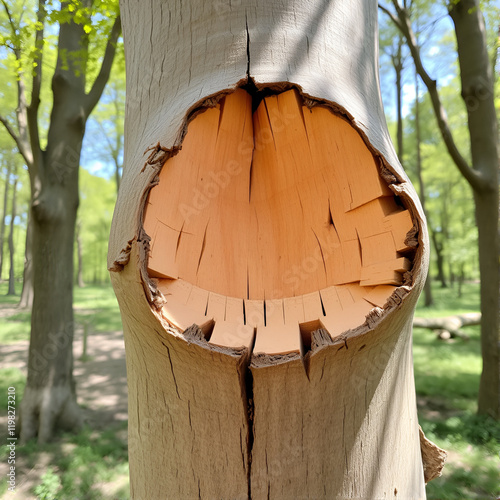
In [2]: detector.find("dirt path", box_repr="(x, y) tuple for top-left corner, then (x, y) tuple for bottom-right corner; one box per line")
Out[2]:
(0, 313), (128, 499)
(0, 326), (128, 428)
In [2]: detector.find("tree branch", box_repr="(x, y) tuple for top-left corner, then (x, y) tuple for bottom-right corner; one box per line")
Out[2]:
(378, 3), (405, 32)
(84, 15), (122, 117)
(380, 1), (486, 192)
(0, 115), (32, 167)
(25, 0), (46, 171)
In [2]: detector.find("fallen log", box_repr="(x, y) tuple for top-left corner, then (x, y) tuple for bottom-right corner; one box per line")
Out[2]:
(413, 313), (481, 339)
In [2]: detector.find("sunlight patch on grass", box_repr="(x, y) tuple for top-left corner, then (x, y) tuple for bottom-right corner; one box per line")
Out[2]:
(0, 284), (122, 344)
(0, 368), (26, 411)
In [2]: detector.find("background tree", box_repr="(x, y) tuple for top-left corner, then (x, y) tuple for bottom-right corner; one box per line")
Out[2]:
(380, 0), (499, 418)
(0, 0), (121, 442)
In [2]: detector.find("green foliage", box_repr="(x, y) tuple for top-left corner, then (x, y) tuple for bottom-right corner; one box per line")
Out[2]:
(34, 467), (62, 500)
(402, 87), (478, 283)
(77, 169), (117, 285)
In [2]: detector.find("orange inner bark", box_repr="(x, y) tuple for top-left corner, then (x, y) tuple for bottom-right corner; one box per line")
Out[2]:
(143, 88), (414, 354)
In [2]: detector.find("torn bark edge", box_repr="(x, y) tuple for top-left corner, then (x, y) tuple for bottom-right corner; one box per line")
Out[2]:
(419, 426), (447, 483)
(130, 81), (425, 363)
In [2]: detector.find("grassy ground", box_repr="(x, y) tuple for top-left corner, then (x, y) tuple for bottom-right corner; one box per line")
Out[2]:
(0, 282), (128, 500)
(0, 280), (498, 499)
(413, 282), (499, 500)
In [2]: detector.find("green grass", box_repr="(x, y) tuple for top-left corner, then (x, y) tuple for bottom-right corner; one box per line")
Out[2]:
(73, 283), (123, 333)
(414, 281), (499, 500)
(0, 367), (25, 412)
(0, 423), (130, 499)
(0, 282), (122, 344)
(415, 280), (481, 317)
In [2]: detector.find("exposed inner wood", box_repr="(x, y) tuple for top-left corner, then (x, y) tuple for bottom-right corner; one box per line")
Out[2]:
(143, 88), (416, 355)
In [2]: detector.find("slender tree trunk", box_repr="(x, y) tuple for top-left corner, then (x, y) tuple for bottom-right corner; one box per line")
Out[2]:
(75, 220), (85, 288)
(474, 189), (499, 414)
(415, 72), (433, 307)
(19, 210), (34, 309)
(110, 0), (445, 497)
(430, 227), (447, 288)
(394, 36), (404, 160)
(0, 163), (12, 281)
(7, 170), (18, 295)
(114, 160), (121, 194)
(449, 0), (500, 419)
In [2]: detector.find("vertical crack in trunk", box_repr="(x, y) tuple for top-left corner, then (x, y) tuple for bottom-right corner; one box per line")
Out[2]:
(245, 14), (250, 81)
(238, 331), (256, 499)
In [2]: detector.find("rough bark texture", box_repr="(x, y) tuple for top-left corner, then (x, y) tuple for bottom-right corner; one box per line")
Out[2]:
(111, 0), (435, 497)
(419, 426), (447, 483)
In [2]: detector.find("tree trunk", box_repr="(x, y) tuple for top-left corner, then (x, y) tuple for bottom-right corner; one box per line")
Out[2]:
(75, 220), (85, 288)
(21, 133), (83, 443)
(394, 36), (404, 160)
(430, 227), (447, 288)
(110, 0), (443, 497)
(0, 162), (12, 281)
(18, 209), (34, 309)
(414, 72), (433, 307)
(7, 170), (18, 296)
(474, 189), (499, 415)
(449, 0), (500, 419)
